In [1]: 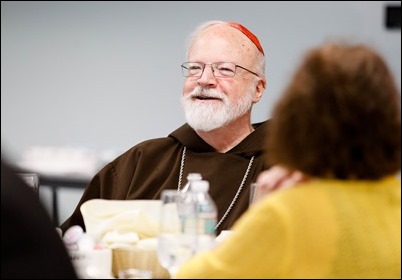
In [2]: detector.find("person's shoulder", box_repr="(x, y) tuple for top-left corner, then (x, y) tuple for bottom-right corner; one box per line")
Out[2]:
(97, 125), (186, 170)
(127, 136), (177, 153)
(253, 119), (270, 128)
(125, 124), (189, 154)
(1, 159), (31, 199)
(252, 119), (271, 134)
(1, 157), (78, 278)
(109, 134), (181, 164)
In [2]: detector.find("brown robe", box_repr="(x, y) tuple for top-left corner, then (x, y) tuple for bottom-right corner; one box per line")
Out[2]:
(60, 121), (270, 234)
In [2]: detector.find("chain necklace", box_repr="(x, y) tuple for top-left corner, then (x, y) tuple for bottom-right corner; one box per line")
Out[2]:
(177, 146), (255, 230)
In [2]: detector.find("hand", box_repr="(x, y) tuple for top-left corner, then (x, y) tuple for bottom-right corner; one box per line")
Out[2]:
(252, 165), (308, 203)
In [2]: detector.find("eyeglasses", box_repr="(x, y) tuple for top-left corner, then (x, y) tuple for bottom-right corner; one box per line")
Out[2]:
(181, 62), (259, 78)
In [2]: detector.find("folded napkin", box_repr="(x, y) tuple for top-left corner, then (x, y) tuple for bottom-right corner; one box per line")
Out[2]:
(80, 199), (162, 247)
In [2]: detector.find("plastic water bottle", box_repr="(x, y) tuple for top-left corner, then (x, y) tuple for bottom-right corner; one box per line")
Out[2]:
(190, 180), (218, 252)
(179, 173), (202, 233)
(181, 172), (202, 193)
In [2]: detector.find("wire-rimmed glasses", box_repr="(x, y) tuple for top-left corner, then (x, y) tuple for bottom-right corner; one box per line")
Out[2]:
(181, 62), (260, 78)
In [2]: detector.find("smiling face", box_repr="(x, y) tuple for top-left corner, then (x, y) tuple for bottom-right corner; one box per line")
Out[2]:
(181, 23), (265, 132)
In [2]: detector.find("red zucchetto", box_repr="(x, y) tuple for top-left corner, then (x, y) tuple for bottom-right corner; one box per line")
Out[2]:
(226, 21), (265, 55)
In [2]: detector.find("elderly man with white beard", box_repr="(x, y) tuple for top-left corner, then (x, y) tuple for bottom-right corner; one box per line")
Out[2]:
(60, 20), (269, 235)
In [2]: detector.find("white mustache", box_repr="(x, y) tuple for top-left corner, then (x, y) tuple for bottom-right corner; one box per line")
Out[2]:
(188, 87), (226, 100)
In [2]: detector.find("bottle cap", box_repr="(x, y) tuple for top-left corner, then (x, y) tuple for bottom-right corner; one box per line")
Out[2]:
(187, 173), (202, 181)
(190, 180), (209, 192)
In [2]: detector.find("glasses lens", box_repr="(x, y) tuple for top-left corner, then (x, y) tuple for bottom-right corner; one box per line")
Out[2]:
(182, 62), (203, 77)
(214, 62), (236, 77)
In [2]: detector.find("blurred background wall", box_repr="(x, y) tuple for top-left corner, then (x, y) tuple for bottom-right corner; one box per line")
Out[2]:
(1, 1), (400, 224)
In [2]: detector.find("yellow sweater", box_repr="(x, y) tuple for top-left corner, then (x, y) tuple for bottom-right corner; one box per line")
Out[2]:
(176, 176), (401, 279)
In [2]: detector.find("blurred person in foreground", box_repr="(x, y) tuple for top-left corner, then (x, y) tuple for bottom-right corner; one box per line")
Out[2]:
(60, 20), (269, 235)
(1, 156), (77, 279)
(175, 42), (401, 279)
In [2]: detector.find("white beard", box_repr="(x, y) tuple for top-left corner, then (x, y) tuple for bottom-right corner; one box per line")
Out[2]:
(181, 85), (255, 132)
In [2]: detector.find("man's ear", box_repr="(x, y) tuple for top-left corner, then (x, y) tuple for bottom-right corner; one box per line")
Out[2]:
(253, 77), (267, 103)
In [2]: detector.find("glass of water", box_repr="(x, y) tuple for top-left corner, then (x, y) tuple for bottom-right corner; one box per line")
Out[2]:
(18, 173), (40, 193)
(157, 190), (197, 278)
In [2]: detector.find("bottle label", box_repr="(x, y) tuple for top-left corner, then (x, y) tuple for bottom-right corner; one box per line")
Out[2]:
(203, 218), (216, 235)
(197, 215), (217, 235)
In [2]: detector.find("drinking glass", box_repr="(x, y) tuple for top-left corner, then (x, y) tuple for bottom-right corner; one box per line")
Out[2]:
(18, 173), (40, 193)
(157, 190), (196, 278)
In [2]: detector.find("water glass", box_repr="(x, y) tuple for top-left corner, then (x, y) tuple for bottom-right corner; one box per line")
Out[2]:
(157, 190), (197, 278)
(18, 173), (40, 193)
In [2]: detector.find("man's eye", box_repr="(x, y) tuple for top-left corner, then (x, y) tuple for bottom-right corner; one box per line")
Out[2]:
(189, 66), (202, 71)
